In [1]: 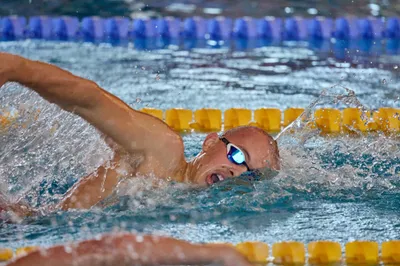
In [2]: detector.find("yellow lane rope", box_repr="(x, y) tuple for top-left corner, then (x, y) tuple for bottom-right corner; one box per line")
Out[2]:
(1, 107), (399, 134)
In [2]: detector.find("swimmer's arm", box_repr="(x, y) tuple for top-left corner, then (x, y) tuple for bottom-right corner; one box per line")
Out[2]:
(7, 234), (251, 266)
(1, 53), (184, 167)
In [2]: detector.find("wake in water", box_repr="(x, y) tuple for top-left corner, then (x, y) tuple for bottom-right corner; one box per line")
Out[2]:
(276, 84), (399, 197)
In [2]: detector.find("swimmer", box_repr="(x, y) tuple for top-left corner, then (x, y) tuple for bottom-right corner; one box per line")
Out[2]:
(6, 232), (252, 266)
(0, 52), (280, 211)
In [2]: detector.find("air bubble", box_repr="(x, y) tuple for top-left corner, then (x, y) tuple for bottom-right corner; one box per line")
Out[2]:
(136, 98), (141, 103)
(284, 7), (294, 13)
(382, 79), (387, 84)
(394, 65), (398, 70)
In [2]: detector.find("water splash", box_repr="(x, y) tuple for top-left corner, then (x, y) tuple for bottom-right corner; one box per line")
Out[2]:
(0, 84), (113, 208)
(276, 84), (370, 140)
(274, 84), (399, 202)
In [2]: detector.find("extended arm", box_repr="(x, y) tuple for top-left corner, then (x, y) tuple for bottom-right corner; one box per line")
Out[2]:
(0, 52), (184, 174)
(6, 233), (252, 266)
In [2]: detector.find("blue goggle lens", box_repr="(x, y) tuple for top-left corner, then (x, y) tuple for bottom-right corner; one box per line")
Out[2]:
(228, 146), (246, 165)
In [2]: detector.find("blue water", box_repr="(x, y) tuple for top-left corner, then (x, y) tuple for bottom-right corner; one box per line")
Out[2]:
(0, 40), (399, 251)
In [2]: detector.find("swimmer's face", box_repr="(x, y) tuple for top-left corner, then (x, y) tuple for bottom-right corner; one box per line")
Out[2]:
(191, 126), (280, 186)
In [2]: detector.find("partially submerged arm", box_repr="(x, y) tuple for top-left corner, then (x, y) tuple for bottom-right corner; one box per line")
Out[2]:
(7, 233), (252, 266)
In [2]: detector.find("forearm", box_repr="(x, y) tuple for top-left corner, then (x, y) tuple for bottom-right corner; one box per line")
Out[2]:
(7, 234), (239, 266)
(2, 52), (101, 111)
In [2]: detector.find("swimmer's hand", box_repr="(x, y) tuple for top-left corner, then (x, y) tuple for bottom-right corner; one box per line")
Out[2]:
(7, 233), (252, 266)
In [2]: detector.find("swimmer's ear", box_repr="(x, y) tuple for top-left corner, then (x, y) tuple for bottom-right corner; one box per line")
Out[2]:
(202, 132), (219, 151)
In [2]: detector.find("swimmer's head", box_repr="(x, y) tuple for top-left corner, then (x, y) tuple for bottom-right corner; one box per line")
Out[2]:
(189, 126), (280, 186)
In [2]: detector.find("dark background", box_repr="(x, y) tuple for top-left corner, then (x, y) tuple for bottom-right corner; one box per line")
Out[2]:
(0, 0), (399, 18)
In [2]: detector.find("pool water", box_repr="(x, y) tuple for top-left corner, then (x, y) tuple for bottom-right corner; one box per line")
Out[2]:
(2, 0), (400, 20)
(0, 40), (399, 251)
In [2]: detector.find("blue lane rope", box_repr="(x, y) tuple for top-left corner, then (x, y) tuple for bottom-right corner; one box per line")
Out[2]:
(0, 16), (399, 55)
(0, 16), (399, 41)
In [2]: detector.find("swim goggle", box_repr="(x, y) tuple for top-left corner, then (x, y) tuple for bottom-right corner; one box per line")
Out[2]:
(219, 136), (279, 181)
(219, 136), (250, 171)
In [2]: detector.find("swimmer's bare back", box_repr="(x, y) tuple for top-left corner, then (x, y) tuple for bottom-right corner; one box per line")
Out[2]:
(0, 52), (187, 210)
(6, 233), (252, 266)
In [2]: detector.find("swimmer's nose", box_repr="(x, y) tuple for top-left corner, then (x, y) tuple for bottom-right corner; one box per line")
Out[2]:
(229, 167), (246, 177)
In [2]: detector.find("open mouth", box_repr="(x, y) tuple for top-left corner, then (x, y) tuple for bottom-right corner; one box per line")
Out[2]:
(206, 173), (225, 186)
